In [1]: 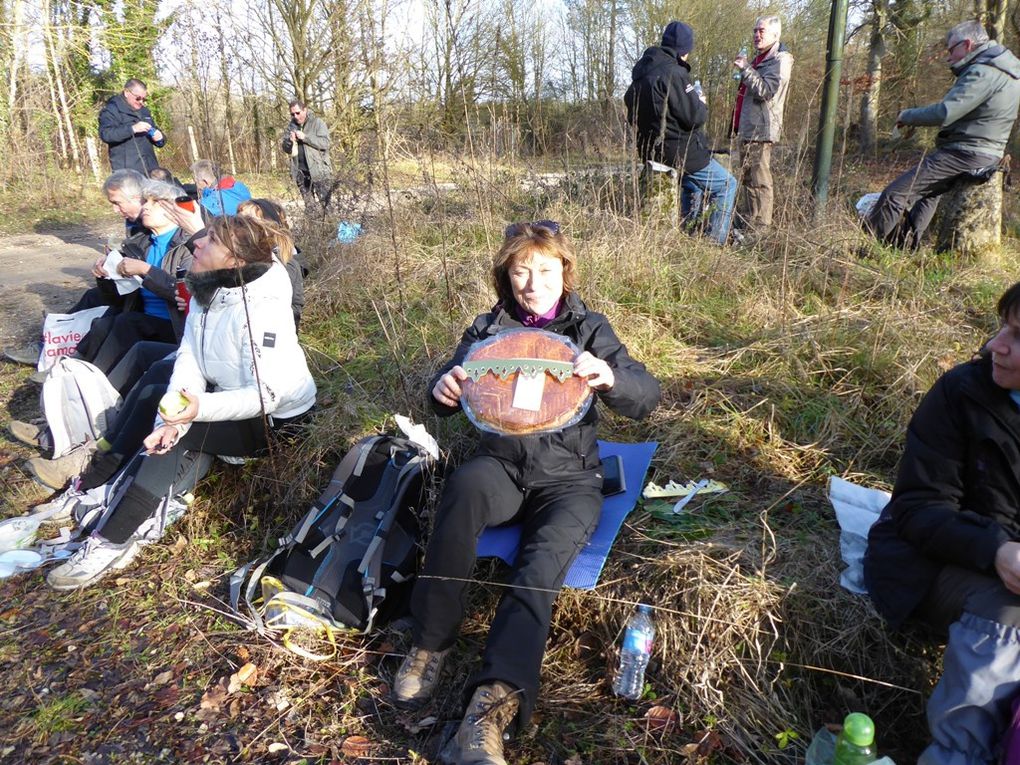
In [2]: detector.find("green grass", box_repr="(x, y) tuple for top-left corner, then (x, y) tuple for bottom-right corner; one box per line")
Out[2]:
(1, 157), (1018, 763)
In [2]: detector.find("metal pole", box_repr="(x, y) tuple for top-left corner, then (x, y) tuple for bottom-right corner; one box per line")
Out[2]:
(812, 0), (850, 216)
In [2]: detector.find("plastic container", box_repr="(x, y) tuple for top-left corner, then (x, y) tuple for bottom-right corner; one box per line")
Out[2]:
(734, 47), (749, 80)
(693, 80), (704, 99)
(833, 713), (876, 765)
(612, 603), (655, 699)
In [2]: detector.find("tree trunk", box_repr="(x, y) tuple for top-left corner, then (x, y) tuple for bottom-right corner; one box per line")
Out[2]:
(859, 0), (887, 155)
(933, 172), (1003, 256)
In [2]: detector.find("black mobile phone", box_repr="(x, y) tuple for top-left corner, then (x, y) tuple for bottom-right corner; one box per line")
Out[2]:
(600, 454), (626, 497)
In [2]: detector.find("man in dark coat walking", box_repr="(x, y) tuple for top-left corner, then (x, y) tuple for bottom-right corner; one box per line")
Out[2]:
(98, 78), (166, 174)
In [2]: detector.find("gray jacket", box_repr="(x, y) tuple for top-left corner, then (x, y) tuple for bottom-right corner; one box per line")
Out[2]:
(736, 42), (794, 142)
(281, 111), (332, 183)
(898, 41), (1020, 159)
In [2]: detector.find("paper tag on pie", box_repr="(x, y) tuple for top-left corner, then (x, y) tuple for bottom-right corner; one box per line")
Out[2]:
(511, 372), (545, 411)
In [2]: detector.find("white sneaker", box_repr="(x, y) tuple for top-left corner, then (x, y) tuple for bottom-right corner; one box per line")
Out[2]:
(46, 535), (138, 591)
(30, 487), (97, 524)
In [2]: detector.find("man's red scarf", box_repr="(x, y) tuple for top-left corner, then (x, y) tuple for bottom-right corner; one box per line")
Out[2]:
(732, 47), (772, 135)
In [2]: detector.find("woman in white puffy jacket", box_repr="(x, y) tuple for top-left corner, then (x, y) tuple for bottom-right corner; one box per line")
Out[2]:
(47, 215), (316, 591)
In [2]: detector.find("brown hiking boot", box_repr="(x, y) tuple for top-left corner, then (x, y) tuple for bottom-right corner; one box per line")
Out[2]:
(25, 441), (97, 490)
(452, 681), (519, 765)
(392, 646), (449, 709)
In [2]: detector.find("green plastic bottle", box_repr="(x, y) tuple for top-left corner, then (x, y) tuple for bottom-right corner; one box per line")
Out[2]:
(833, 713), (876, 765)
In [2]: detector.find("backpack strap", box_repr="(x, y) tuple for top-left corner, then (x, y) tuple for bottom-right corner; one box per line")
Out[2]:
(356, 452), (428, 633)
(288, 435), (385, 548)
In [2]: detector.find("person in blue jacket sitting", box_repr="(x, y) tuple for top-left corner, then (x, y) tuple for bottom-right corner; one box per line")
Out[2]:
(191, 159), (252, 216)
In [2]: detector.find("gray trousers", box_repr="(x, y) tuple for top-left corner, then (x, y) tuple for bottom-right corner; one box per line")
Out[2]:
(863, 148), (999, 248)
(914, 565), (1020, 765)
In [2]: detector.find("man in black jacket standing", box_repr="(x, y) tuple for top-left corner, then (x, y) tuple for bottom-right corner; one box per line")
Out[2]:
(625, 21), (736, 245)
(866, 282), (1020, 764)
(98, 79), (165, 174)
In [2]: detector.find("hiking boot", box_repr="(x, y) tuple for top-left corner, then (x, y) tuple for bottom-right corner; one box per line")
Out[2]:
(4, 342), (41, 366)
(25, 441), (97, 490)
(452, 681), (519, 765)
(392, 646), (450, 709)
(8, 419), (51, 451)
(46, 535), (141, 591)
(28, 368), (49, 384)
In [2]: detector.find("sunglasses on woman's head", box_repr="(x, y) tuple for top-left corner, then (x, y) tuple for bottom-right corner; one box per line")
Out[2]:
(504, 220), (561, 238)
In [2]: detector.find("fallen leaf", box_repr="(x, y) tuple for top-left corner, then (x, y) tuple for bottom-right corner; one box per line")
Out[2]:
(192, 580), (211, 591)
(153, 670), (174, 686)
(267, 742), (288, 754)
(564, 755), (583, 765)
(645, 705), (678, 732)
(341, 735), (374, 757)
(228, 662), (257, 694)
(695, 729), (723, 757)
(171, 535), (187, 553)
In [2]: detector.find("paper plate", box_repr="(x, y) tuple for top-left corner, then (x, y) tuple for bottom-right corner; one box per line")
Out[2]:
(0, 549), (44, 578)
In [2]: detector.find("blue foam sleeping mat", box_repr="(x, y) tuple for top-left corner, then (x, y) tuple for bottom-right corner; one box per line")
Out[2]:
(475, 440), (658, 590)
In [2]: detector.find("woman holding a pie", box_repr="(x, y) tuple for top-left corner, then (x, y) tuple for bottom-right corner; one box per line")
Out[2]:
(392, 220), (660, 765)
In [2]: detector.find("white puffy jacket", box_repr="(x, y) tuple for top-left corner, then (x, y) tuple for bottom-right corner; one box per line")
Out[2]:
(166, 260), (316, 434)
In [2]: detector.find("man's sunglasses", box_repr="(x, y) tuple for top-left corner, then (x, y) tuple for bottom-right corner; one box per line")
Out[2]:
(504, 220), (561, 238)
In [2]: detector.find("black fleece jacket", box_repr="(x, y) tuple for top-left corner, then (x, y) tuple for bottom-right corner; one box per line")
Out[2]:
(865, 355), (1020, 627)
(429, 292), (661, 488)
(624, 46), (711, 174)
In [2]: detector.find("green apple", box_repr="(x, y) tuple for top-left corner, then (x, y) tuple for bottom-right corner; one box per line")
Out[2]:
(158, 391), (190, 418)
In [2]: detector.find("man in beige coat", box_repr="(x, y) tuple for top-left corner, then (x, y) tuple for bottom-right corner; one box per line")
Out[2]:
(732, 16), (794, 232)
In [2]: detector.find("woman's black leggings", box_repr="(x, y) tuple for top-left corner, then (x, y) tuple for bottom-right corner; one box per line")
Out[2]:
(97, 412), (307, 544)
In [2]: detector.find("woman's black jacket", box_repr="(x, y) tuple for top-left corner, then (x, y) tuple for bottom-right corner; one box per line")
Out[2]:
(865, 355), (1020, 627)
(429, 292), (661, 489)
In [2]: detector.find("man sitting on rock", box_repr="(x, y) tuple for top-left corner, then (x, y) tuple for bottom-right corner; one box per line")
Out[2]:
(863, 20), (1020, 248)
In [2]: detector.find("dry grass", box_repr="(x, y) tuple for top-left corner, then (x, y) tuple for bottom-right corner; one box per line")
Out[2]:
(0, 151), (1017, 763)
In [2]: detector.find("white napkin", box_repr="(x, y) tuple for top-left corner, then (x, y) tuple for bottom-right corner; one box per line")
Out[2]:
(102, 250), (143, 295)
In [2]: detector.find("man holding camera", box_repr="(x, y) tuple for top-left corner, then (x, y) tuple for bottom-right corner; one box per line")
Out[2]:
(281, 100), (333, 211)
(98, 79), (165, 175)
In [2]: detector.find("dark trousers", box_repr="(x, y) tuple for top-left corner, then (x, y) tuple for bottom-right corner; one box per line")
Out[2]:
(98, 412), (305, 545)
(864, 147), (1000, 248)
(913, 565), (1020, 765)
(106, 341), (176, 397)
(298, 174), (332, 211)
(70, 286), (121, 314)
(75, 312), (176, 375)
(410, 456), (602, 730)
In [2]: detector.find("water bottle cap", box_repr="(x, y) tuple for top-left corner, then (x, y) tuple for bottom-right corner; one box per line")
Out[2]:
(842, 713), (874, 746)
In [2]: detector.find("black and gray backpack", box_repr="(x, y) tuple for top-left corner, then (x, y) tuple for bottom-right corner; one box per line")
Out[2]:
(230, 435), (434, 649)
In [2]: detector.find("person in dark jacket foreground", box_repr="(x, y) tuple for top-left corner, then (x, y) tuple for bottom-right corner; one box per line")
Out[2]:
(863, 20), (1020, 248)
(625, 21), (736, 245)
(392, 222), (660, 764)
(865, 282), (1020, 764)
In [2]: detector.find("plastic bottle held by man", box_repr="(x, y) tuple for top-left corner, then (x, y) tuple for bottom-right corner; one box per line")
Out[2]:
(613, 603), (655, 699)
(733, 47), (748, 81)
(833, 713), (877, 765)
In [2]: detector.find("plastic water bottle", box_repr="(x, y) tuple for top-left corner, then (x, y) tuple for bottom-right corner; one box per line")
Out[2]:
(733, 47), (748, 81)
(833, 713), (876, 765)
(693, 80), (704, 100)
(612, 604), (655, 699)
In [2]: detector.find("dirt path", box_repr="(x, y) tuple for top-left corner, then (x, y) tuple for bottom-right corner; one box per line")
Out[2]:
(0, 223), (118, 351)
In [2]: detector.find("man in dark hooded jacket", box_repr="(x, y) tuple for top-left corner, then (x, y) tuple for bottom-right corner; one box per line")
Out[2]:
(625, 21), (736, 245)
(98, 79), (165, 174)
(864, 20), (1020, 248)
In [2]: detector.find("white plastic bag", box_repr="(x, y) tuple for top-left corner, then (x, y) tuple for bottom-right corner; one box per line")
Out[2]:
(828, 476), (890, 595)
(41, 357), (122, 457)
(855, 192), (882, 219)
(38, 306), (108, 371)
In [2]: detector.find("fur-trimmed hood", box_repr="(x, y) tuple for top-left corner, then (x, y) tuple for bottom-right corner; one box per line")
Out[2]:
(185, 261), (272, 308)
